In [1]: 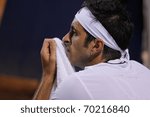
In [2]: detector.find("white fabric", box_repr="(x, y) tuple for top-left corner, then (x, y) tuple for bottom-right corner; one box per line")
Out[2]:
(50, 38), (75, 99)
(75, 7), (130, 61)
(51, 61), (150, 100)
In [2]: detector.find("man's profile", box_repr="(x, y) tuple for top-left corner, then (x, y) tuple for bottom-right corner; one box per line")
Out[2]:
(33, 0), (150, 100)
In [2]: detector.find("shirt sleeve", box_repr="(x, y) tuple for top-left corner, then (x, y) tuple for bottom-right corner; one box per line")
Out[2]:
(50, 75), (91, 100)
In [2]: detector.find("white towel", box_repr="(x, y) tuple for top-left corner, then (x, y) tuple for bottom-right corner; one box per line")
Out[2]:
(50, 38), (75, 99)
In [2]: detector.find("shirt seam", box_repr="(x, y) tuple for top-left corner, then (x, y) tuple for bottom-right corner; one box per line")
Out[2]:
(74, 74), (94, 100)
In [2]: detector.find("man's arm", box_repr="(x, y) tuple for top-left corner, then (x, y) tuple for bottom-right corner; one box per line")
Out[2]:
(33, 39), (56, 100)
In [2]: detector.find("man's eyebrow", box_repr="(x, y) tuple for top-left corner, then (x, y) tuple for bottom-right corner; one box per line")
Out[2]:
(71, 25), (79, 32)
(70, 25), (75, 30)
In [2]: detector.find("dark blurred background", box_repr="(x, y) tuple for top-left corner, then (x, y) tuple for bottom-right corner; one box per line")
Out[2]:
(0, 0), (83, 99)
(0, 0), (83, 79)
(0, 0), (148, 99)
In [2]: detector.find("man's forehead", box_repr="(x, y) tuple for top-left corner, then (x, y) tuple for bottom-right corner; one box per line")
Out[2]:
(71, 18), (84, 31)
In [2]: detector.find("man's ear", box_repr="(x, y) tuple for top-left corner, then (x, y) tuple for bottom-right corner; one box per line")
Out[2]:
(91, 39), (104, 54)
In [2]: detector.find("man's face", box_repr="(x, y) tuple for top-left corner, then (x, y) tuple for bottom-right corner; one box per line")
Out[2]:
(62, 19), (92, 68)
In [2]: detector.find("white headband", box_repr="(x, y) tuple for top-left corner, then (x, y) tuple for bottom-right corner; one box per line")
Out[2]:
(75, 7), (130, 61)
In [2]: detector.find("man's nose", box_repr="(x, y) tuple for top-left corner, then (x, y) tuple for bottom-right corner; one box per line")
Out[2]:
(62, 33), (71, 46)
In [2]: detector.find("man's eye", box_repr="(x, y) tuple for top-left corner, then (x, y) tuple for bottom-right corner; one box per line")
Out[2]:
(69, 30), (77, 38)
(72, 31), (77, 36)
(71, 30), (77, 35)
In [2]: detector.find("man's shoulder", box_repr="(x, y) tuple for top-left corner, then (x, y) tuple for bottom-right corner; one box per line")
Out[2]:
(130, 60), (150, 75)
(70, 61), (150, 79)
(68, 65), (109, 81)
(130, 60), (150, 71)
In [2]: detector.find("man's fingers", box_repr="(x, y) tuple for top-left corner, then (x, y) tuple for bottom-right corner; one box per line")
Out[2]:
(41, 39), (51, 55)
(40, 38), (56, 62)
(49, 40), (56, 60)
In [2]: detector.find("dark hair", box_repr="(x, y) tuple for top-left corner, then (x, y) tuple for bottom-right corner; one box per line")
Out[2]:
(82, 0), (133, 61)
(84, 30), (96, 47)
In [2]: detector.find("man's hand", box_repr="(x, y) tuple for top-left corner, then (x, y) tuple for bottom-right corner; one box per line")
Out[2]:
(33, 38), (57, 100)
(40, 39), (56, 82)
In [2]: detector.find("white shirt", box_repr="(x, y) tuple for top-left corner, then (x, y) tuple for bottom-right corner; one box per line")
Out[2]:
(51, 60), (150, 100)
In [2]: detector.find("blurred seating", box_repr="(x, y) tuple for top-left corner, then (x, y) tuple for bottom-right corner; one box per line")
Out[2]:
(0, 0), (7, 23)
(0, 75), (39, 100)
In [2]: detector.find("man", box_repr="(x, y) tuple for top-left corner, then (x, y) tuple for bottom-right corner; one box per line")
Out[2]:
(34, 0), (150, 100)
(143, 0), (150, 68)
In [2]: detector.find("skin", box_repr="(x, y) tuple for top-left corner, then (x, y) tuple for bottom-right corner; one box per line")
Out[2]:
(33, 39), (56, 100)
(63, 19), (105, 68)
(33, 19), (105, 100)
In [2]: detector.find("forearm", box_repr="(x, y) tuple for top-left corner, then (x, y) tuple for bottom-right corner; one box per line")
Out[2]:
(33, 74), (54, 100)
(33, 39), (56, 100)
